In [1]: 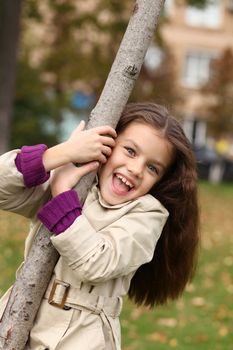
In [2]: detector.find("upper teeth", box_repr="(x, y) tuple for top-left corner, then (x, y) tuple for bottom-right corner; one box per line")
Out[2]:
(116, 174), (134, 188)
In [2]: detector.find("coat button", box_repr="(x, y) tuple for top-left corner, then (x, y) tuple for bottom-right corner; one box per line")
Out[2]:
(63, 305), (71, 310)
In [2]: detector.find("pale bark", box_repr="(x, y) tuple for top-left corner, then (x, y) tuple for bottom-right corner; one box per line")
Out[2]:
(0, 0), (23, 154)
(0, 0), (165, 348)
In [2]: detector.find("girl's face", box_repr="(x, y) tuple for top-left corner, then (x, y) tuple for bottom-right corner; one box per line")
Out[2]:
(98, 121), (174, 205)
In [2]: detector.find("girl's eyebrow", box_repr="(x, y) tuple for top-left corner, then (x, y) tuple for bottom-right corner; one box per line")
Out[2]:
(124, 138), (166, 171)
(124, 139), (139, 150)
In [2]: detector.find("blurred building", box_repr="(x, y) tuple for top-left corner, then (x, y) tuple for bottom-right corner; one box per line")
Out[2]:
(160, 0), (233, 146)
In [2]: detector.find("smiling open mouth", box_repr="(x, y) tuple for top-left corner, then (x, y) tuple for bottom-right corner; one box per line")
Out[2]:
(112, 173), (134, 193)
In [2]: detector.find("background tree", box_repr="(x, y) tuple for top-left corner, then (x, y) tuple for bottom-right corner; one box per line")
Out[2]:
(11, 58), (60, 149)
(203, 48), (233, 137)
(0, 0), (23, 154)
(40, 0), (130, 98)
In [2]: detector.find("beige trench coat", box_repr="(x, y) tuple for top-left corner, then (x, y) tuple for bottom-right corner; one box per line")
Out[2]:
(0, 150), (169, 350)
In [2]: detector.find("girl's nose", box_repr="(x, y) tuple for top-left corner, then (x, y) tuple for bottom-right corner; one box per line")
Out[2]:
(128, 160), (143, 178)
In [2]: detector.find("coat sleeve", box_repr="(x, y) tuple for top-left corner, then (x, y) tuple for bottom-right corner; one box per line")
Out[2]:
(0, 150), (51, 218)
(51, 204), (168, 283)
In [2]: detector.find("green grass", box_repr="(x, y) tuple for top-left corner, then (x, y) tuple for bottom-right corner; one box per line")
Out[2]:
(0, 212), (28, 296)
(1, 181), (233, 349)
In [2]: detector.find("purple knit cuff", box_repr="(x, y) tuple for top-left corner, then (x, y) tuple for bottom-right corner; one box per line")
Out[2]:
(15, 144), (50, 188)
(37, 190), (82, 235)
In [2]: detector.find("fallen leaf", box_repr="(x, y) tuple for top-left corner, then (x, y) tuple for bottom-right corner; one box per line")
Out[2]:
(157, 318), (177, 327)
(146, 332), (168, 343)
(196, 334), (208, 342)
(169, 338), (178, 347)
(219, 327), (229, 337)
(191, 297), (206, 307)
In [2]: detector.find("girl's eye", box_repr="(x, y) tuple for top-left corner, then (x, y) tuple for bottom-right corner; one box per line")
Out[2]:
(125, 147), (135, 156)
(148, 164), (158, 174)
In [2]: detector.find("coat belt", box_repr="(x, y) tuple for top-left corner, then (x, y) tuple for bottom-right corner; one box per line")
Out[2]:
(44, 278), (122, 349)
(44, 278), (122, 318)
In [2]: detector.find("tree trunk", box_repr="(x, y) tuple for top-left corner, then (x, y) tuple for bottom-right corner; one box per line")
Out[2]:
(0, 1), (165, 348)
(0, 0), (23, 154)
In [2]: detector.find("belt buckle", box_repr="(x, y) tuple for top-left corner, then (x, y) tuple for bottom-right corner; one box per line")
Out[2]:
(48, 279), (70, 309)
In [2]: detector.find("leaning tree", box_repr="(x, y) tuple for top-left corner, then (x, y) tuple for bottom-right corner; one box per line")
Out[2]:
(0, 1), (165, 348)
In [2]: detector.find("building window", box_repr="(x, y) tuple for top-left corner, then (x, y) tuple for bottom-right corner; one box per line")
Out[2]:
(182, 50), (217, 88)
(144, 45), (164, 73)
(183, 118), (207, 146)
(185, 0), (222, 28)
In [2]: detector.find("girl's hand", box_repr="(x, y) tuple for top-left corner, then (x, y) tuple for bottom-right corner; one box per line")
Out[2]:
(43, 121), (117, 171)
(65, 120), (117, 164)
(50, 161), (99, 197)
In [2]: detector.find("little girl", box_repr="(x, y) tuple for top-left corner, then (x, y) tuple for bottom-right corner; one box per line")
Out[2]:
(0, 102), (199, 350)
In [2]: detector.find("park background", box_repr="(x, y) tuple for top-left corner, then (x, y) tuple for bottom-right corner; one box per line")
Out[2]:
(0, 0), (233, 349)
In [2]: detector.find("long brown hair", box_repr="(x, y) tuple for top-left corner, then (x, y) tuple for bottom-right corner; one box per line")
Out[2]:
(116, 102), (199, 307)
